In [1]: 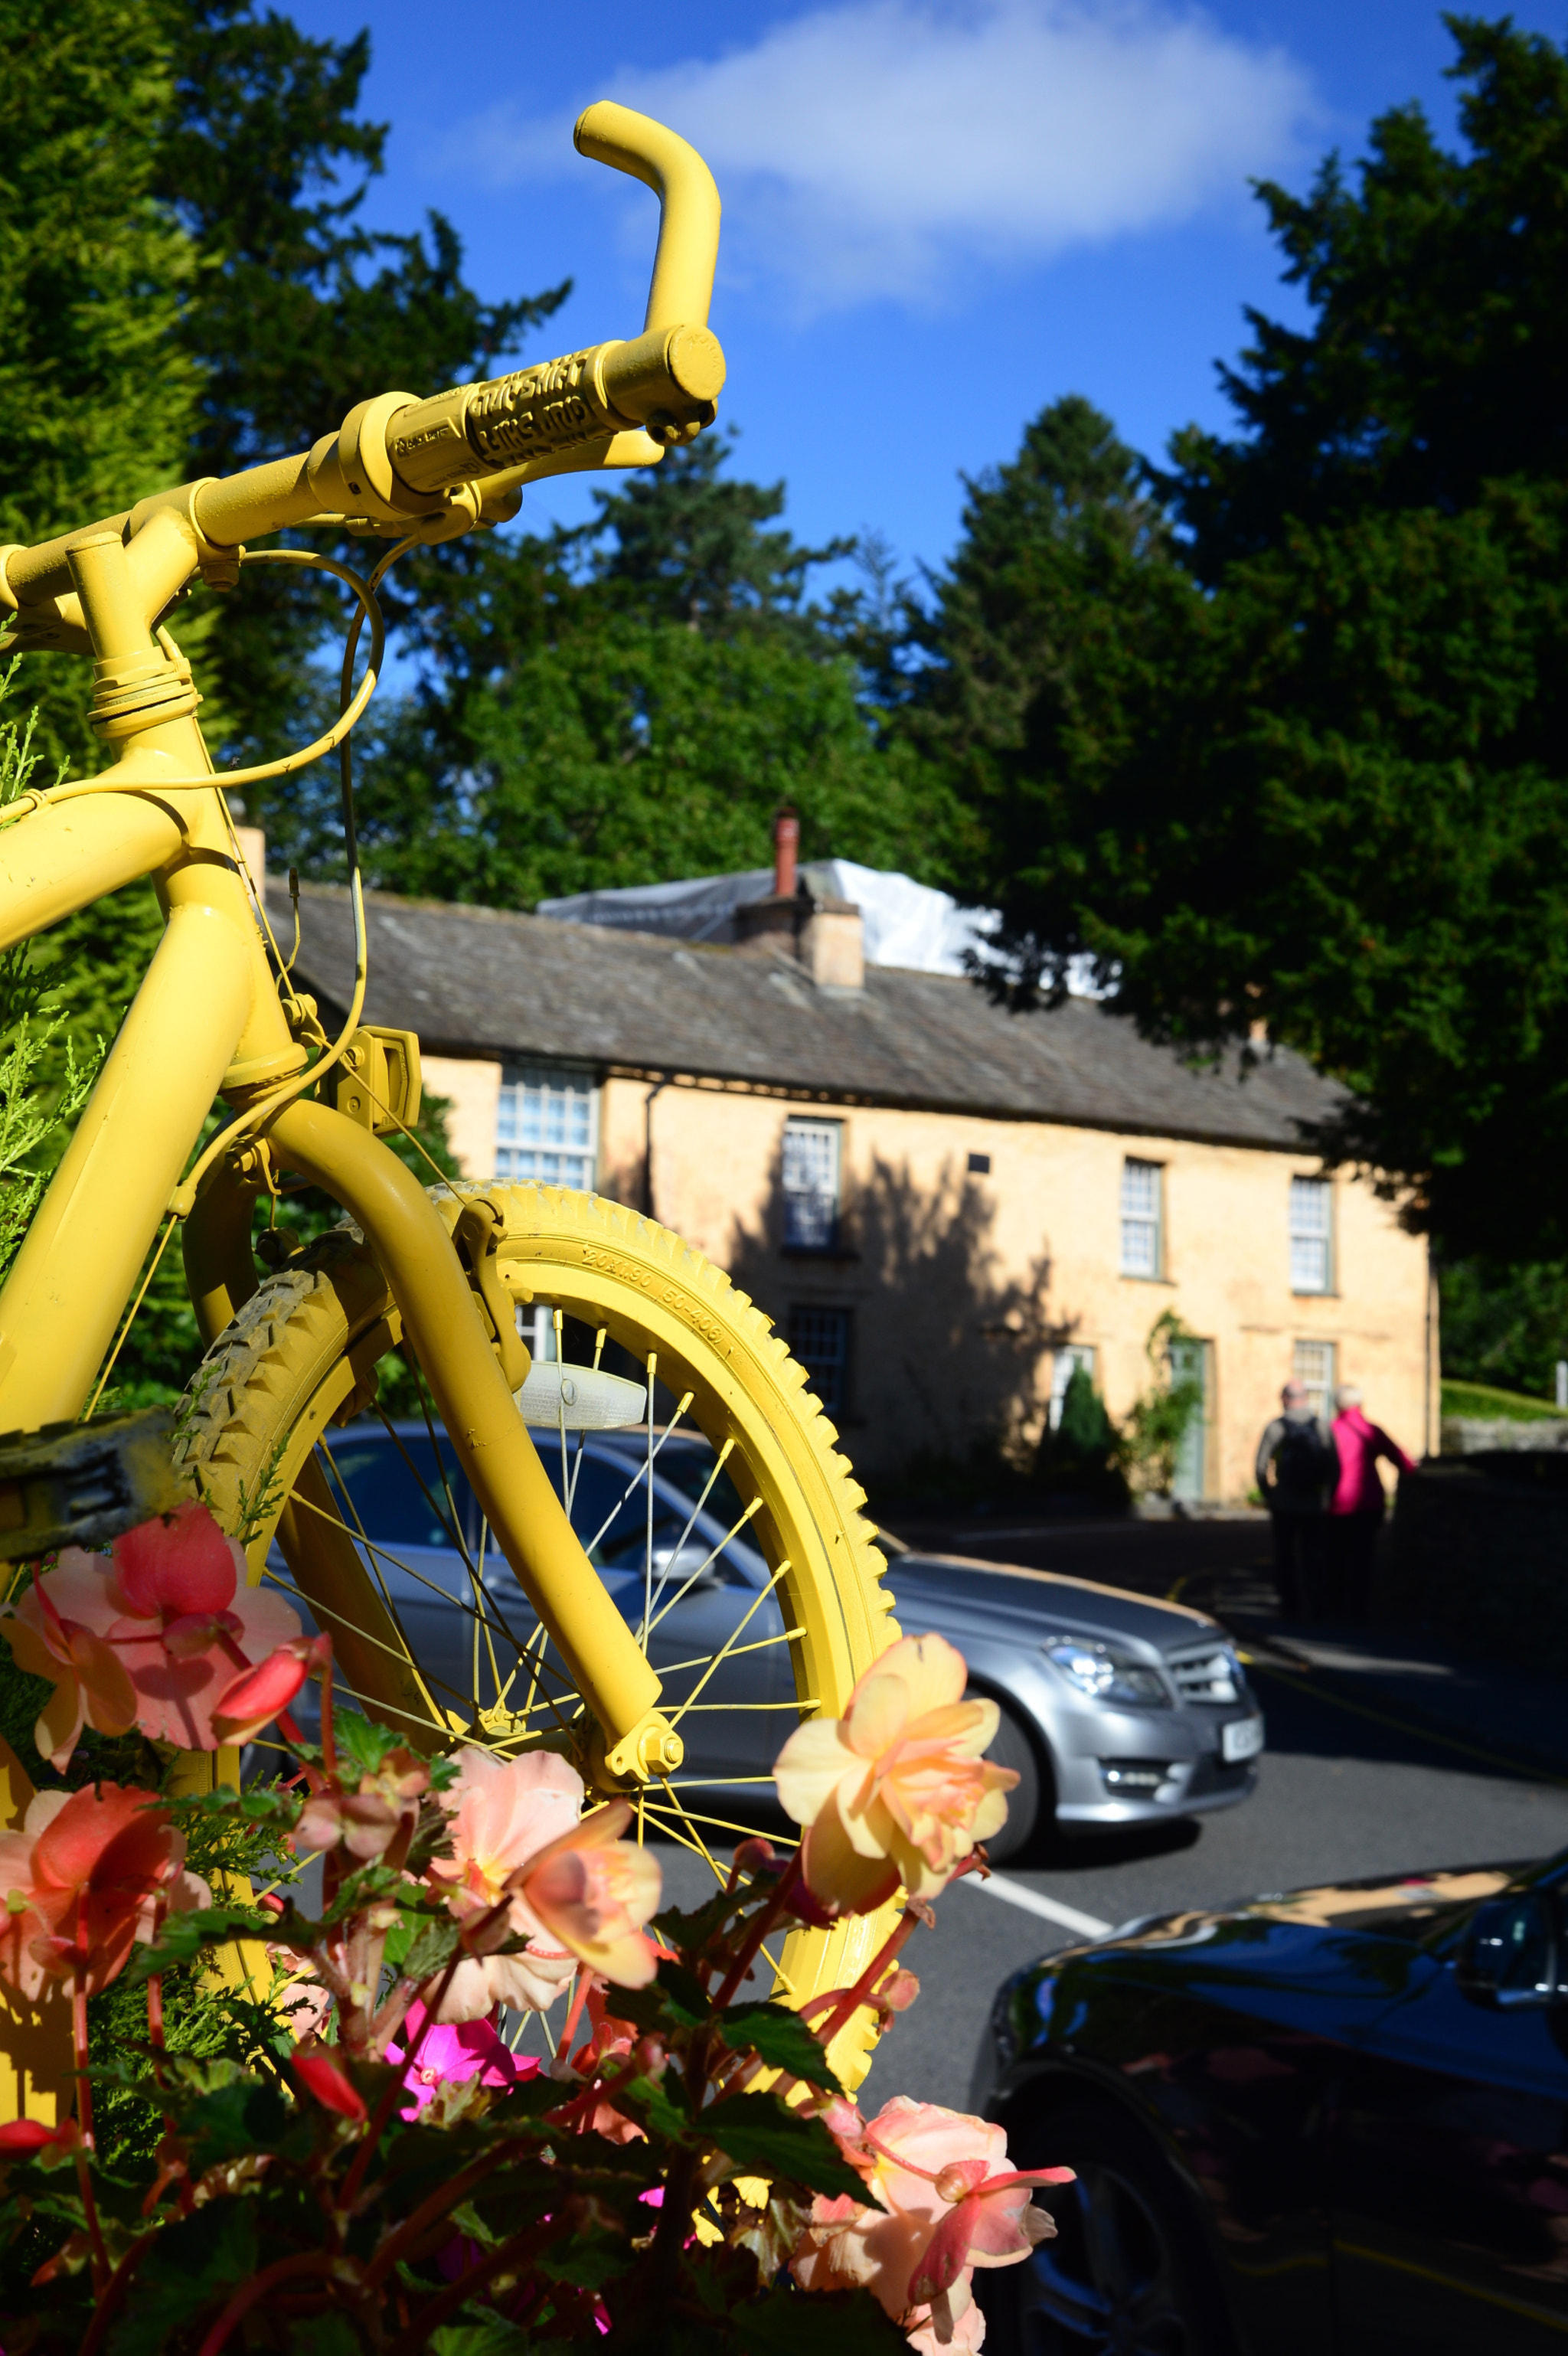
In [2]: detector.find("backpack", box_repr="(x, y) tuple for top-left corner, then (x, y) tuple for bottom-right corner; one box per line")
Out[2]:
(1273, 1416), (1328, 1499)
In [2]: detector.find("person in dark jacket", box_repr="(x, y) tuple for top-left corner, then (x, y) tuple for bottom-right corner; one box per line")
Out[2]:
(1256, 1381), (1338, 1621)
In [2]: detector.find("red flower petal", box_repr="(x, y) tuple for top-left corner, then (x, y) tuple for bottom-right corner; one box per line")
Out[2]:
(112, 1502), (238, 1621)
(211, 1643), (310, 1743)
(0, 2118), (64, 2152)
(292, 2047), (368, 2120)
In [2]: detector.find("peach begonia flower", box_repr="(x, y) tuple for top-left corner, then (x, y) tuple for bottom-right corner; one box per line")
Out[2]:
(792, 2098), (1069, 2351)
(773, 1634), (1019, 1913)
(423, 1747), (592, 2022)
(0, 1503), (302, 1769)
(505, 1799), (662, 1992)
(292, 1745), (432, 1866)
(0, 1783), (210, 2001)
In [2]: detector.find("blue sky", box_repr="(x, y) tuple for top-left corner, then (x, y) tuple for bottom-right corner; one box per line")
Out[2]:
(289, 2), (1563, 589)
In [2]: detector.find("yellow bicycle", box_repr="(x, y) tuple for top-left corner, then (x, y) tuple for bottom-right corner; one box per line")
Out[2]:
(0, 105), (899, 2106)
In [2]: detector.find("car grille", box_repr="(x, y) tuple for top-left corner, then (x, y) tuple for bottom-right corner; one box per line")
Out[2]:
(1166, 1644), (1243, 1706)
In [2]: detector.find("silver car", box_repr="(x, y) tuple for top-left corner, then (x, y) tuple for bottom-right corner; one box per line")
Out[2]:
(276, 1423), (1263, 1861)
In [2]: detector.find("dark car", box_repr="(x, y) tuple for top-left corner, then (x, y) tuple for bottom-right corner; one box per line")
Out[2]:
(970, 1853), (1568, 2354)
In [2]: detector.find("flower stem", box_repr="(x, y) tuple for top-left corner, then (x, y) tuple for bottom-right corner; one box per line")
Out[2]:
(390, 2217), (563, 2356)
(710, 1851), (804, 2014)
(802, 1905), (920, 2051)
(194, 2251), (342, 2356)
(70, 1971), (110, 2296)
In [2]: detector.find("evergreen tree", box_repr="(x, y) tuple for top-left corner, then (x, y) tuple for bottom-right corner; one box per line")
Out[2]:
(923, 20), (1568, 1261)
(154, 0), (570, 775)
(0, 0), (202, 775)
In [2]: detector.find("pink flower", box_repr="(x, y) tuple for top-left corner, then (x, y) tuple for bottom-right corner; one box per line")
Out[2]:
(0, 1784), (210, 2001)
(386, 1999), (537, 2118)
(792, 2098), (1068, 2349)
(773, 1635), (1019, 1913)
(423, 1747), (592, 2021)
(0, 1505), (302, 1769)
(505, 1802), (662, 1991)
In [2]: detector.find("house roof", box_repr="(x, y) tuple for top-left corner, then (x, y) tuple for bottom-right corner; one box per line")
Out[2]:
(268, 880), (1344, 1152)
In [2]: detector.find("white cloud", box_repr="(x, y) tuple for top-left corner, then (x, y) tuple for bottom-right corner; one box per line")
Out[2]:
(465, 2), (1316, 312)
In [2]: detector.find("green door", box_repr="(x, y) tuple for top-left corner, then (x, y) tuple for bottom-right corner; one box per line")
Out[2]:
(1170, 1337), (1212, 1502)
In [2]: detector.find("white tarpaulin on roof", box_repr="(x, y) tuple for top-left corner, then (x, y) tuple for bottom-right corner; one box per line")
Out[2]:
(537, 861), (999, 975)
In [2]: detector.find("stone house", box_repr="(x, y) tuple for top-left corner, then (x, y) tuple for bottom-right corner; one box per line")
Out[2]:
(260, 861), (1435, 1498)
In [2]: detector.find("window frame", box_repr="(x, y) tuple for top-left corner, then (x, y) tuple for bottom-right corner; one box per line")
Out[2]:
(787, 1303), (852, 1417)
(1291, 1337), (1338, 1423)
(1289, 1174), (1334, 1296)
(1119, 1156), (1165, 1281)
(494, 1061), (599, 1192)
(781, 1116), (844, 1254)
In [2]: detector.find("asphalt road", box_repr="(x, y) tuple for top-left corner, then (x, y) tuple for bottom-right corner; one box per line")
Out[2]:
(636, 1632), (1568, 2116)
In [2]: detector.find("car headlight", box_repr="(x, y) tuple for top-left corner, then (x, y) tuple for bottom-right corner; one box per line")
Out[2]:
(1043, 1635), (1172, 1707)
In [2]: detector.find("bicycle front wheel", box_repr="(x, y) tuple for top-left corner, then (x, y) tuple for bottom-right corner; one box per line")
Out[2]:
(175, 1183), (901, 2086)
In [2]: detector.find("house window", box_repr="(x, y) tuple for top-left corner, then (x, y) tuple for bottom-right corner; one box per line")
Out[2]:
(1292, 1338), (1337, 1422)
(782, 1118), (841, 1250)
(1290, 1176), (1332, 1293)
(1049, 1345), (1096, 1430)
(495, 1065), (597, 1189)
(967, 1152), (991, 1175)
(1120, 1158), (1163, 1278)
(789, 1305), (851, 1415)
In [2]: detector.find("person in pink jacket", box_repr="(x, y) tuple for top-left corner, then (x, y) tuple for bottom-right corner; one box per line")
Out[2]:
(1329, 1385), (1416, 1621)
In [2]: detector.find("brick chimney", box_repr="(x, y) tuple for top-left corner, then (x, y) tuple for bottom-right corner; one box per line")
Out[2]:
(773, 804), (799, 898)
(733, 810), (864, 991)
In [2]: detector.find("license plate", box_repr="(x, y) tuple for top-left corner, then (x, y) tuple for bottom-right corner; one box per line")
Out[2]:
(1223, 1715), (1265, 1764)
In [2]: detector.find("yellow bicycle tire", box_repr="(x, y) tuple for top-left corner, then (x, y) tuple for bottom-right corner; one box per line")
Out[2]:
(175, 1182), (902, 2087)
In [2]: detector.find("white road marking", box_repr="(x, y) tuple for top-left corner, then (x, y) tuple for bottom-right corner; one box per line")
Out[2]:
(965, 1871), (1112, 1940)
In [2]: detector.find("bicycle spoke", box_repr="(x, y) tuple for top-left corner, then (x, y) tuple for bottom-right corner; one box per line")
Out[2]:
(643, 1497), (765, 1639)
(371, 1404), (472, 1569)
(667, 1568), (789, 1726)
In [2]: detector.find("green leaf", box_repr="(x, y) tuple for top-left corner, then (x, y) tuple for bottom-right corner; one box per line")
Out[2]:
(701, 2096), (872, 2204)
(398, 1918), (462, 1983)
(113, 2197), (260, 2356)
(428, 2324), (533, 2356)
(181, 2073), (295, 2170)
(611, 1958), (710, 2036)
(286, 2319), (362, 2356)
(736, 2286), (908, 2356)
(720, 2004), (843, 2093)
(122, 1904), (273, 1982)
(336, 1708), (413, 1777)
(628, 2071), (693, 2144)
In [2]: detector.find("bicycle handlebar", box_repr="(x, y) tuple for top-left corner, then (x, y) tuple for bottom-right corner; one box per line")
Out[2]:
(0, 104), (723, 634)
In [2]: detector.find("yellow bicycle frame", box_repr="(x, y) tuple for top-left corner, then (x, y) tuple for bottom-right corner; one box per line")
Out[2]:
(0, 102), (725, 1786)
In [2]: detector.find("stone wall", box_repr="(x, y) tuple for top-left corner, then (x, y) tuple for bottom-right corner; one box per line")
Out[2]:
(1381, 1456), (1568, 1673)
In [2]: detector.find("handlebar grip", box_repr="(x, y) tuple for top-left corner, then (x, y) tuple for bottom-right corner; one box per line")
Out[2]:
(573, 101), (720, 335)
(385, 324), (725, 499)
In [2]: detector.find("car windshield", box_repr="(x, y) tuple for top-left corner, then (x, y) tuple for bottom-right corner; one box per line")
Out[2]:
(635, 1438), (749, 1534)
(320, 1433), (475, 1551)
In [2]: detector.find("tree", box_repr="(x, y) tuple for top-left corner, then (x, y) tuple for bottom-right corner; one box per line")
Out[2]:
(0, 0), (203, 776)
(283, 433), (956, 903)
(923, 21), (1568, 1261)
(153, 0), (570, 774)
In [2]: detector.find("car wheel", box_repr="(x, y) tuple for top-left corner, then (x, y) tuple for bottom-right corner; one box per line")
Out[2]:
(981, 2099), (1233, 2356)
(972, 1693), (1047, 1865)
